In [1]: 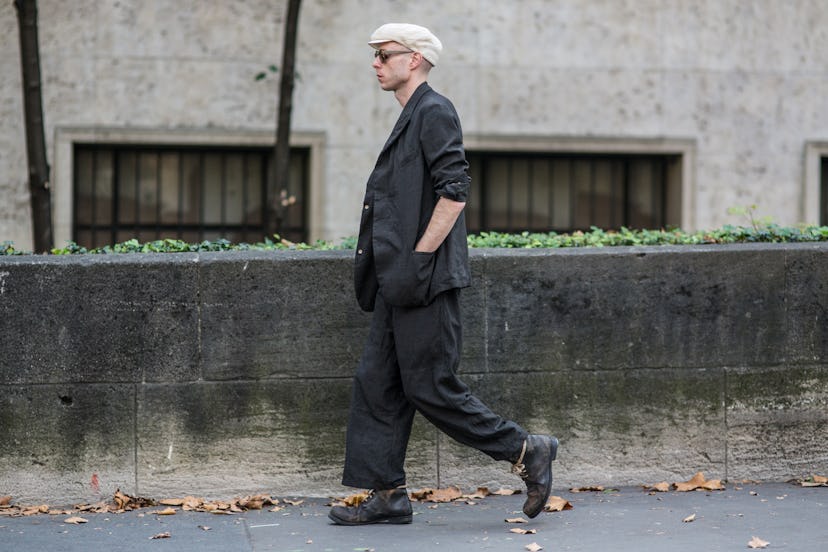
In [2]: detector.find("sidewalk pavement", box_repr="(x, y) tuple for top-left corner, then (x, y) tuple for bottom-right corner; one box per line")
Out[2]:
(1, 482), (825, 551)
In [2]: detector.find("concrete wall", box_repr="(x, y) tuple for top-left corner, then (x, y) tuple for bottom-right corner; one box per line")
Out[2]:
(1, 244), (827, 504)
(3, 1), (828, 250)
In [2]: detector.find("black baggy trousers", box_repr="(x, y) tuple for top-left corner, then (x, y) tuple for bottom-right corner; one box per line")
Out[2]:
(342, 288), (528, 490)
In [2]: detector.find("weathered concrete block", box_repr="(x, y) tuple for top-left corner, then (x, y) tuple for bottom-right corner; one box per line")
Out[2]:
(726, 365), (828, 481)
(457, 256), (488, 373)
(482, 245), (789, 373)
(135, 380), (438, 498)
(783, 245), (828, 363)
(199, 251), (369, 381)
(437, 367), (726, 489)
(0, 254), (200, 384)
(0, 383), (135, 503)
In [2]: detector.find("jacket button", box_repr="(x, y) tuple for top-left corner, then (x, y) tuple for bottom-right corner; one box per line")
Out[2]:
(357, 249), (363, 254)
(364, 204), (369, 210)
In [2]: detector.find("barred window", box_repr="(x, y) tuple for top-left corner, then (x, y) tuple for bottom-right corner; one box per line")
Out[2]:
(466, 152), (682, 233)
(73, 145), (308, 248)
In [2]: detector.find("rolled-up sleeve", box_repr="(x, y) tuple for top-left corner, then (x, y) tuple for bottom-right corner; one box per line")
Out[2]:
(420, 102), (470, 202)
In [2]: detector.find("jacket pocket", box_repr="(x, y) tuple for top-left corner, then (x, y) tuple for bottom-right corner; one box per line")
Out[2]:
(382, 250), (436, 307)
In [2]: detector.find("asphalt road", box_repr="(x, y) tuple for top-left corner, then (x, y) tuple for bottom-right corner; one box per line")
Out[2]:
(1, 482), (825, 551)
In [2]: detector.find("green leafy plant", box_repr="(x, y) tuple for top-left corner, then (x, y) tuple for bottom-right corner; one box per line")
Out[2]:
(466, 225), (828, 248)
(4, 225), (828, 256)
(43, 235), (353, 256)
(1, 241), (26, 255)
(726, 204), (775, 232)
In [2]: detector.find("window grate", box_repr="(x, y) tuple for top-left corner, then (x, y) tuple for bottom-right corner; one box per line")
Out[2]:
(466, 152), (680, 234)
(73, 144), (308, 248)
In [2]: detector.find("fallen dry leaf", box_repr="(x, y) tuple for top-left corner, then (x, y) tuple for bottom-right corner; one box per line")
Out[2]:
(510, 527), (537, 535)
(64, 516), (88, 524)
(240, 497), (264, 510)
(463, 487), (491, 500)
(335, 491), (370, 507)
(701, 479), (724, 491)
(648, 482), (671, 493)
(73, 501), (110, 514)
(748, 536), (770, 549)
(570, 485), (604, 493)
(526, 543), (543, 552)
(674, 472), (724, 492)
(411, 486), (464, 503)
(282, 499), (304, 506)
(150, 532), (171, 540)
(799, 475), (828, 487)
(506, 517), (529, 524)
(683, 513), (696, 523)
(491, 488), (521, 496)
(114, 489), (156, 511)
(544, 496), (573, 512)
(23, 505), (49, 516)
(0, 496), (11, 506)
(153, 507), (177, 516)
(237, 494), (278, 510)
(182, 496), (205, 511)
(674, 472), (706, 491)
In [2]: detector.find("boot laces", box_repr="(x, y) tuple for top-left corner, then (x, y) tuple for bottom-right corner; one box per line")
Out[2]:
(511, 462), (528, 479)
(511, 439), (529, 479)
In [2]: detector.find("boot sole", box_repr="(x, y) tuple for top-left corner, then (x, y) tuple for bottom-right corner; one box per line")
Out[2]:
(328, 512), (413, 526)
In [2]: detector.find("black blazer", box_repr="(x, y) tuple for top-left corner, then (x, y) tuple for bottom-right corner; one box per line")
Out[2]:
(354, 82), (471, 312)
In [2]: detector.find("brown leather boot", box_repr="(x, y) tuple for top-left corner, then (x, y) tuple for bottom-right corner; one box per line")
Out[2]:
(328, 488), (413, 525)
(512, 434), (559, 518)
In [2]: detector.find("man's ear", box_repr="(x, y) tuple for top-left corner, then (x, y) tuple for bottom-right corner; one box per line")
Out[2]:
(409, 51), (424, 70)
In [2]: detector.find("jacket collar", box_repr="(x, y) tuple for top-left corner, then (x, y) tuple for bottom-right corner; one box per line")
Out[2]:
(380, 82), (432, 155)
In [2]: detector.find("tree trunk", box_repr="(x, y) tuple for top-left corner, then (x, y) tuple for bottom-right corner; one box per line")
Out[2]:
(268, 0), (302, 239)
(15, 0), (53, 252)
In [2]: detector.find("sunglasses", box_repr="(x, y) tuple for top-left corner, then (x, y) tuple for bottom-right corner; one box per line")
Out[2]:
(373, 49), (414, 63)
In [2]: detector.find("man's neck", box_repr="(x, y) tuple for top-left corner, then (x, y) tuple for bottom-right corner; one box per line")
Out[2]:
(394, 74), (428, 107)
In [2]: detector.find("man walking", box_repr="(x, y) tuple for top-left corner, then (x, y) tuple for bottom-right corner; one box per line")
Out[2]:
(328, 23), (558, 526)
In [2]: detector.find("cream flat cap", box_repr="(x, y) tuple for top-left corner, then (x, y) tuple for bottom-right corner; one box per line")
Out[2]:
(369, 23), (443, 66)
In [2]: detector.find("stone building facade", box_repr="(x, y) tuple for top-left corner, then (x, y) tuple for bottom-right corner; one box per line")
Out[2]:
(2, 0), (827, 250)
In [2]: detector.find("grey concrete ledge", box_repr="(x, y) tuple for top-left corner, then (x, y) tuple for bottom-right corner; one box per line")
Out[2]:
(1, 243), (826, 502)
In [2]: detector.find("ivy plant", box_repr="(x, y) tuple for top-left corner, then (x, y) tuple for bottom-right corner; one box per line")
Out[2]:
(2, 225), (828, 256)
